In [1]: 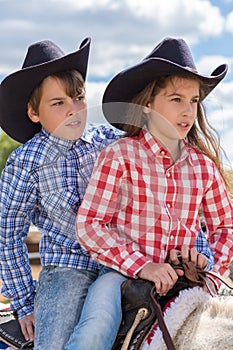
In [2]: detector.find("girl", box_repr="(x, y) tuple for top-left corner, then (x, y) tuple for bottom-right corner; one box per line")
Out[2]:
(66, 37), (233, 349)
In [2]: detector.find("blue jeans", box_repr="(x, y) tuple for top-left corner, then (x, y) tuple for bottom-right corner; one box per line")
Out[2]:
(65, 267), (127, 350)
(34, 266), (98, 350)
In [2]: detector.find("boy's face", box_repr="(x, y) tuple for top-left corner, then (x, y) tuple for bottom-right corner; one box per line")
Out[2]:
(28, 76), (87, 140)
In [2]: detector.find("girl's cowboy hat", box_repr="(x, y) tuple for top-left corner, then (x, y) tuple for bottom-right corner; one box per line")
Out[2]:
(0, 37), (91, 143)
(102, 37), (228, 130)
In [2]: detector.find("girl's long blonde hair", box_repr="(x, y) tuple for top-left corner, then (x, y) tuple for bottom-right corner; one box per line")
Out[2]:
(123, 75), (231, 190)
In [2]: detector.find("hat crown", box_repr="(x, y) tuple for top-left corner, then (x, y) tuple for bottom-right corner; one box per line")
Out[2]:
(145, 37), (197, 71)
(22, 40), (65, 69)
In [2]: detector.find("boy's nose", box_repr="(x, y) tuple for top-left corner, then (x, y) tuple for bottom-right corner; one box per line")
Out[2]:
(67, 101), (78, 117)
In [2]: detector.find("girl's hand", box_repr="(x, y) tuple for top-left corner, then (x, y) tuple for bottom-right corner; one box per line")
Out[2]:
(169, 245), (207, 274)
(137, 262), (178, 296)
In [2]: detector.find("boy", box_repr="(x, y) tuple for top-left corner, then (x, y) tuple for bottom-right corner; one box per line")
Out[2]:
(0, 37), (122, 350)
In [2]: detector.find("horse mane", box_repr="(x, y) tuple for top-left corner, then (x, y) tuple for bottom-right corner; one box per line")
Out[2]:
(204, 295), (233, 318)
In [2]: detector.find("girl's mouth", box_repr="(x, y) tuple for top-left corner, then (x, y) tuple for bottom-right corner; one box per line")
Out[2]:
(177, 122), (190, 129)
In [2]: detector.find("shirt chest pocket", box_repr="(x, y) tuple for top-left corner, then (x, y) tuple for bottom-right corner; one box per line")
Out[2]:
(38, 165), (80, 238)
(175, 187), (204, 222)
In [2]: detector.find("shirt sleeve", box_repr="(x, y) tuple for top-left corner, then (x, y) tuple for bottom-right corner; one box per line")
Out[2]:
(195, 229), (215, 270)
(76, 147), (151, 278)
(0, 161), (37, 318)
(202, 165), (233, 278)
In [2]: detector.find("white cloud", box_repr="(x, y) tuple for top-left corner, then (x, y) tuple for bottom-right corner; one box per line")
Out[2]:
(125, 0), (224, 40)
(197, 55), (233, 77)
(49, 0), (120, 11)
(226, 11), (233, 32)
(86, 81), (107, 108)
(0, 0), (227, 79)
(204, 81), (233, 167)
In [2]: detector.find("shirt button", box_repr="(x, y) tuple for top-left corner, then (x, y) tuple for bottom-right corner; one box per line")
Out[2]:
(166, 172), (170, 177)
(170, 235), (174, 241)
(161, 151), (165, 155)
(167, 203), (171, 208)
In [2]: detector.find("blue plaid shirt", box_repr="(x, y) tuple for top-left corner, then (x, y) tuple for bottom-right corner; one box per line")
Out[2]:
(0, 124), (214, 318)
(0, 124), (122, 318)
(195, 229), (214, 271)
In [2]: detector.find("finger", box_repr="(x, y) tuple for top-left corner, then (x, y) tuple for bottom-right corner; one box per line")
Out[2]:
(26, 324), (34, 342)
(154, 278), (162, 294)
(180, 245), (189, 262)
(175, 268), (184, 277)
(157, 277), (171, 296)
(197, 253), (207, 269)
(169, 249), (181, 264)
(20, 323), (30, 341)
(189, 247), (198, 264)
(160, 268), (178, 295)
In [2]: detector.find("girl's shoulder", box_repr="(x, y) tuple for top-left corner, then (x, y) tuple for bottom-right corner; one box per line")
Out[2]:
(187, 144), (216, 169)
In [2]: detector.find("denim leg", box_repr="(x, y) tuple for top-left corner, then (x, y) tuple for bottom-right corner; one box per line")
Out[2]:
(65, 270), (127, 350)
(34, 266), (98, 350)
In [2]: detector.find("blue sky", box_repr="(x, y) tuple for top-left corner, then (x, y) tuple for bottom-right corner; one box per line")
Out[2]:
(0, 0), (233, 166)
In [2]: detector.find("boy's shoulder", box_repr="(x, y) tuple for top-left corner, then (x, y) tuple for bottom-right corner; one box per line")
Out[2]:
(83, 123), (124, 147)
(6, 132), (55, 170)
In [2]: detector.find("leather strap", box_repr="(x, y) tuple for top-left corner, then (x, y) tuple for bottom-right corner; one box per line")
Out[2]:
(150, 286), (176, 350)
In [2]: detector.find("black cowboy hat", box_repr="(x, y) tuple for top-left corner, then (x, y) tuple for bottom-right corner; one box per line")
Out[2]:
(102, 37), (228, 130)
(0, 37), (91, 143)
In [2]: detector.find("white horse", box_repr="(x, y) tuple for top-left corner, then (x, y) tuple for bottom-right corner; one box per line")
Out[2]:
(141, 287), (233, 350)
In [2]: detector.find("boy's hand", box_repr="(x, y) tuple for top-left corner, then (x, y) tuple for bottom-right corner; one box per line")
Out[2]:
(19, 313), (35, 342)
(137, 262), (178, 296)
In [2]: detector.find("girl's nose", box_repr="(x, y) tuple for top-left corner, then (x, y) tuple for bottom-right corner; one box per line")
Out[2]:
(183, 102), (193, 116)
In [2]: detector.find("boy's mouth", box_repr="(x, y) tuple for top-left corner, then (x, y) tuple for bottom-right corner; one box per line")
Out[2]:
(65, 115), (83, 127)
(66, 120), (82, 127)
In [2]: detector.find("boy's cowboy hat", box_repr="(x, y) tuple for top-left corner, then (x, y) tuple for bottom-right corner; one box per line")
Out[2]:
(102, 37), (228, 130)
(0, 37), (91, 143)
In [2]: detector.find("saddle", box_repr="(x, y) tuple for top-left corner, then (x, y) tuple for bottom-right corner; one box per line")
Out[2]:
(112, 260), (233, 350)
(0, 309), (33, 349)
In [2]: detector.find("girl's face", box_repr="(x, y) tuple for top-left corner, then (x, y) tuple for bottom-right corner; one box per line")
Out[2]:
(27, 76), (87, 140)
(146, 76), (200, 141)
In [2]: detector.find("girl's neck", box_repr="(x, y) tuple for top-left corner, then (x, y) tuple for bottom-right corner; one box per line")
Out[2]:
(150, 130), (181, 164)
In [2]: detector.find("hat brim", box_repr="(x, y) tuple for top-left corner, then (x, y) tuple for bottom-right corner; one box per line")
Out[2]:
(0, 38), (91, 143)
(102, 58), (228, 130)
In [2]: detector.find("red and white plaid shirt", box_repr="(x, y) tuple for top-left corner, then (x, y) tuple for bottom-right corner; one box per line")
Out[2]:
(76, 128), (233, 278)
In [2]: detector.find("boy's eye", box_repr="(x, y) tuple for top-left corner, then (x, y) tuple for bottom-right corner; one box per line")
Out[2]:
(75, 94), (85, 101)
(53, 101), (63, 106)
(172, 97), (181, 102)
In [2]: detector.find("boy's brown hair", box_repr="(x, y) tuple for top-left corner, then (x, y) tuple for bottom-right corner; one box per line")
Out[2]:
(28, 70), (85, 114)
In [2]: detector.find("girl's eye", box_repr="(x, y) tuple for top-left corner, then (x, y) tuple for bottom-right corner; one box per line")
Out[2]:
(191, 98), (199, 104)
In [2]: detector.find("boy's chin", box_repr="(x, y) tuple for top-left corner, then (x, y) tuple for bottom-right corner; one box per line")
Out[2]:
(52, 126), (85, 140)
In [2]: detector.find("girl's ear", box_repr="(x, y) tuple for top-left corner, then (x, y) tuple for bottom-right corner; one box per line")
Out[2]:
(27, 104), (40, 123)
(143, 104), (151, 115)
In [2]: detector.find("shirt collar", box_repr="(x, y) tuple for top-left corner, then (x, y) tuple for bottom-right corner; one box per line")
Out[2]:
(140, 128), (193, 165)
(41, 127), (93, 150)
